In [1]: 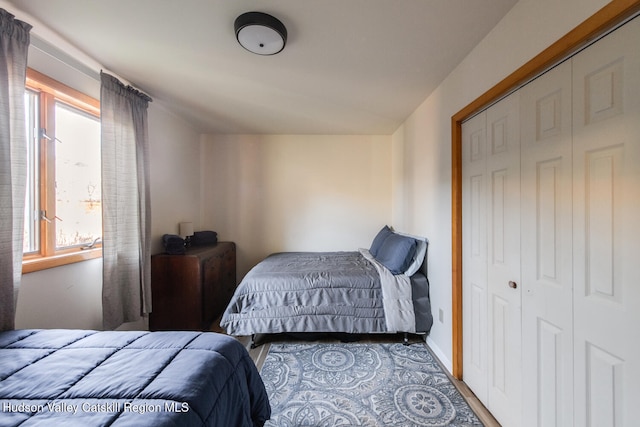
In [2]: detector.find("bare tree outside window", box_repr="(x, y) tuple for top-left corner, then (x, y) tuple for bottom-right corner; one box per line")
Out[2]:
(54, 102), (101, 249)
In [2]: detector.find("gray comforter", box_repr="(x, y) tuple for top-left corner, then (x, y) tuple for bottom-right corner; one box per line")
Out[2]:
(220, 251), (432, 337)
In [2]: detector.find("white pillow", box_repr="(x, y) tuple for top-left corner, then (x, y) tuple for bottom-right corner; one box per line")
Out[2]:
(396, 231), (428, 276)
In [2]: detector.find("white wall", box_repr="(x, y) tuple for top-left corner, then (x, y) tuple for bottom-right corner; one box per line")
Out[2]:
(392, 0), (609, 370)
(16, 259), (103, 329)
(200, 134), (392, 279)
(149, 104), (202, 255)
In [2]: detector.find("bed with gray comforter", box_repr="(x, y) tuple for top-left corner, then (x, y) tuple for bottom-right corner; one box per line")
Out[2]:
(220, 244), (433, 339)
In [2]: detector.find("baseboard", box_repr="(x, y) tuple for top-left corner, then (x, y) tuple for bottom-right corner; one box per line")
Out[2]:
(425, 335), (452, 374)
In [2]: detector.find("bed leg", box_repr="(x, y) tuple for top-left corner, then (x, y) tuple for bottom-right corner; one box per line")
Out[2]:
(250, 334), (257, 349)
(403, 332), (409, 346)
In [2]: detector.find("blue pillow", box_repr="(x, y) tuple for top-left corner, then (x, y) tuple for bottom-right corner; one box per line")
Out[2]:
(374, 233), (417, 275)
(369, 225), (393, 257)
(395, 232), (428, 276)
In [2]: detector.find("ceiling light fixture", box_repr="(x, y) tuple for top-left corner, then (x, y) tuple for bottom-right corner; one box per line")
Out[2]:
(234, 11), (287, 55)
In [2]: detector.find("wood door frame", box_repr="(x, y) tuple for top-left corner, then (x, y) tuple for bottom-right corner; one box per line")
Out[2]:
(451, 0), (640, 380)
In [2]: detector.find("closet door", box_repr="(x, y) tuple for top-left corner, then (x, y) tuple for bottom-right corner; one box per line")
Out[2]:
(520, 59), (574, 427)
(462, 93), (522, 426)
(485, 92), (522, 427)
(462, 111), (488, 404)
(572, 17), (640, 427)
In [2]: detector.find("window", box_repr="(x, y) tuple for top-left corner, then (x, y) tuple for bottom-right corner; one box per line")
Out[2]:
(22, 69), (102, 273)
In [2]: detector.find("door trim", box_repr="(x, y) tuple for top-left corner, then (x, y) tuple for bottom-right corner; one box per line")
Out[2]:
(451, 0), (640, 380)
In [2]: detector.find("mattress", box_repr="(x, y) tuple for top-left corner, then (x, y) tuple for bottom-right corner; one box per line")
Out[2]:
(0, 329), (270, 426)
(220, 250), (433, 337)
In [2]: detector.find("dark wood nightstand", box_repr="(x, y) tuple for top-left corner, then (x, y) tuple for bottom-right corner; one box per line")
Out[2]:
(149, 242), (236, 331)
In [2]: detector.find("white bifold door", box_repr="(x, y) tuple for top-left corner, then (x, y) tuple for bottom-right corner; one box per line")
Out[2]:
(571, 17), (640, 427)
(462, 92), (522, 427)
(462, 16), (640, 427)
(520, 57), (574, 427)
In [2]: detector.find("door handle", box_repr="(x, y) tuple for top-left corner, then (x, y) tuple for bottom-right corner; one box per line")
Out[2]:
(508, 281), (518, 289)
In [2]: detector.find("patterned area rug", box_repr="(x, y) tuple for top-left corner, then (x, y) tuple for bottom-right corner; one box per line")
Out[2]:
(260, 342), (483, 426)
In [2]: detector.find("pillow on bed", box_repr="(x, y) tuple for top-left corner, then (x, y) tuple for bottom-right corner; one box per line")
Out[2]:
(369, 225), (393, 257)
(396, 232), (428, 276)
(374, 232), (417, 275)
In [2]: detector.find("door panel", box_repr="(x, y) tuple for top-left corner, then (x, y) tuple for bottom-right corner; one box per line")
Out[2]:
(572, 17), (640, 427)
(486, 92), (521, 427)
(462, 94), (522, 426)
(462, 111), (489, 404)
(520, 59), (573, 427)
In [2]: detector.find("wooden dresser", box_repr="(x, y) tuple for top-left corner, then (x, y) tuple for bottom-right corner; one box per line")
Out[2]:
(149, 242), (236, 331)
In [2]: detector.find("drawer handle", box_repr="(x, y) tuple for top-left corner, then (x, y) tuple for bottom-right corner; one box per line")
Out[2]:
(508, 281), (518, 289)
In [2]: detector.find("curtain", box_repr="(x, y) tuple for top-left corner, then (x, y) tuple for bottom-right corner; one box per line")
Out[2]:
(101, 72), (152, 330)
(0, 9), (31, 331)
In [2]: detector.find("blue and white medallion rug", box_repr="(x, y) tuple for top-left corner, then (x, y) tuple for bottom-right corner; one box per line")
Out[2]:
(260, 342), (483, 426)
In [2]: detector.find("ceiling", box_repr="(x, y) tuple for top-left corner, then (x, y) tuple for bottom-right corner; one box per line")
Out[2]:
(10, 0), (518, 135)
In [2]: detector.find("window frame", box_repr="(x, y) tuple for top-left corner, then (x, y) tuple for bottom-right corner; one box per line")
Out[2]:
(22, 68), (102, 273)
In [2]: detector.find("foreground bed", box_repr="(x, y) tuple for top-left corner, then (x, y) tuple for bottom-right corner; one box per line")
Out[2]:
(221, 227), (433, 342)
(0, 329), (270, 426)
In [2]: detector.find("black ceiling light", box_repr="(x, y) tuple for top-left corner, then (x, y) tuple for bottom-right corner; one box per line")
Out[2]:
(234, 11), (287, 55)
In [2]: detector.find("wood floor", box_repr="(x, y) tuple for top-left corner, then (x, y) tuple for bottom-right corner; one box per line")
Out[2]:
(212, 319), (500, 426)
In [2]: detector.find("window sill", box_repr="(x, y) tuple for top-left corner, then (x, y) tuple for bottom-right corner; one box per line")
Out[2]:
(22, 248), (102, 274)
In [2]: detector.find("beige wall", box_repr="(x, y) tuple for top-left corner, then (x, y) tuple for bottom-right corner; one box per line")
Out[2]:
(392, 0), (609, 370)
(200, 134), (392, 279)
